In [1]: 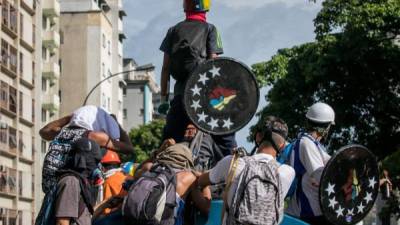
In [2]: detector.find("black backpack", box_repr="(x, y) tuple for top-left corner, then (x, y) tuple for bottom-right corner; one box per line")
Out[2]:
(169, 21), (210, 81)
(122, 164), (177, 225)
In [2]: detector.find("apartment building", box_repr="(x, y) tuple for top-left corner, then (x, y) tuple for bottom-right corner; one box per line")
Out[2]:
(59, 0), (126, 123)
(122, 58), (159, 132)
(0, 0), (40, 224)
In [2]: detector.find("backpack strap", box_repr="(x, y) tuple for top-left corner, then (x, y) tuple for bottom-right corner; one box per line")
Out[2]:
(221, 150), (243, 221)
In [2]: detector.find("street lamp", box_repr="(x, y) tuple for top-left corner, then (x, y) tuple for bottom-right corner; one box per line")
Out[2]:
(82, 69), (137, 106)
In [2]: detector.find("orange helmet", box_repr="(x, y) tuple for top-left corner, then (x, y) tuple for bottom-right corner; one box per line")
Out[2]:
(101, 150), (121, 164)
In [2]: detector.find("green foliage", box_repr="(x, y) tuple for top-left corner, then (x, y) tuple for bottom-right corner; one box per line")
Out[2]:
(252, 0), (400, 159)
(382, 150), (400, 177)
(121, 120), (166, 163)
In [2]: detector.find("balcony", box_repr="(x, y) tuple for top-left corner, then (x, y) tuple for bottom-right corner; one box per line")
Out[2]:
(0, 167), (17, 196)
(43, 0), (60, 18)
(20, 0), (35, 16)
(42, 30), (60, 53)
(42, 61), (60, 82)
(42, 93), (60, 114)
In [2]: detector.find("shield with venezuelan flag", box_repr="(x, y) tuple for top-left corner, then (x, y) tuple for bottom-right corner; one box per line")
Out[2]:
(184, 57), (259, 135)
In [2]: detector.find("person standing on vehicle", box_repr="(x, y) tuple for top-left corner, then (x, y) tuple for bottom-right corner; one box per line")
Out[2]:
(159, 0), (236, 154)
(286, 102), (335, 225)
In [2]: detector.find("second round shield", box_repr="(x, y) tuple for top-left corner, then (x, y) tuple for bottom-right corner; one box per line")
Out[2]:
(184, 57), (259, 135)
(319, 145), (379, 225)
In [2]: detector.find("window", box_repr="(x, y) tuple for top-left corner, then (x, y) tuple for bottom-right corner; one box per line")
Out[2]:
(140, 87), (144, 93)
(1, 39), (8, 65)
(108, 40), (111, 55)
(123, 109), (127, 119)
(32, 62), (35, 84)
(2, 0), (9, 26)
(122, 88), (126, 96)
(102, 34), (106, 48)
(9, 46), (17, 73)
(19, 52), (23, 75)
(19, 13), (23, 37)
(32, 24), (36, 45)
(42, 79), (47, 92)
(18, 91), (22, 115)
(9, 86), (17, 113)
(140, 108), (144, 116)
(107, 97), (110, 111)
(0, 124), (7, 144)
(18, 131), (23, 154)
(8, 127), (17, 149)
(32, 99), (35, 121)
(42, 16), (47, 30)
(102, 63), (105, 77)
(41, 108), (46, 122)
(41, 140), (47, 153)
(42, 47), (47, 61)
(0, 81), (8, 109)
(9, 5), (17, 33)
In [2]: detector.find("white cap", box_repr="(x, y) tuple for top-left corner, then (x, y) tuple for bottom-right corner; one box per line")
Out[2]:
(306, 102), (335, 125)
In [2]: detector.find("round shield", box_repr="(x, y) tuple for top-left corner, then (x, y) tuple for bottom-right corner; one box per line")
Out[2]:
(184, 57), (259, 135)
(320, 145), (379, 225)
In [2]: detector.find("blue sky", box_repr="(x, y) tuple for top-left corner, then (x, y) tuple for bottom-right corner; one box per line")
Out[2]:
(123, 0), (322, 149)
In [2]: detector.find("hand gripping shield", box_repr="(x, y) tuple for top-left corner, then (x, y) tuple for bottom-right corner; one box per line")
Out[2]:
(184, 57), (259, 135)
(319, 145), (379, 225)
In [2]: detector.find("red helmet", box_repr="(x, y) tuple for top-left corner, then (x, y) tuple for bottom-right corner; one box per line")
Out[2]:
(101, 150), (121, 164)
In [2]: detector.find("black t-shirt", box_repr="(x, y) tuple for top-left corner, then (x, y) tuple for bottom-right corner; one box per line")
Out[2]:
(160, 20), (223, 95)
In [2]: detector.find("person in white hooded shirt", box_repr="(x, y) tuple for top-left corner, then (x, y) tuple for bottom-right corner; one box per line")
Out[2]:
(40, 105), (134, 154)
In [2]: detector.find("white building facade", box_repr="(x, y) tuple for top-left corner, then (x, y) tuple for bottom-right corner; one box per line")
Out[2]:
(59, 0), (125, 123)
(122, 59), (159, 132)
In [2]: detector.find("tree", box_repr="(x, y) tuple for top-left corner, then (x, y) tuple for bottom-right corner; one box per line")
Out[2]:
(252, 0), (400, 159)
(121, 120), (166, 163)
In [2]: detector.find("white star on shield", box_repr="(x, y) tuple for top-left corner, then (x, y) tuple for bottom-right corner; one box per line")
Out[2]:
(191, 100), (201, 111)
(209, 66), (221, 78)
(208, 118), (219, 130)
(357, 202), (365, 213)
(222, 118), (234, 129)
(325, 182), (335, 196)
(191, 85), (202, 97)
(328, 197), (338, 209)
(364, 192), (373, 204)
(368, 177), (377, 189)
(335, 205), (344, 218)
(198, 73), (209, 85)
(347, 208), (354, 216)
(197, 112), (208, 123)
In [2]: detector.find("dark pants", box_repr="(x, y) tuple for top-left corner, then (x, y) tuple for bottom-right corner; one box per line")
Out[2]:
(163, 95), (237, 155)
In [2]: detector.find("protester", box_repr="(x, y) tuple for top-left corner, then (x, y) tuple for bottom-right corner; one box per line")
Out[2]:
(39, 106), (134, 194)
(53, 138), (106, 225)
(197, 116), (295, 225)
(93, 144), (210, 225)
(101, 151), (127, 203)
(376, 169), (393, 225)
(158, 0), (237, 153)
(285, 102), (335, 225)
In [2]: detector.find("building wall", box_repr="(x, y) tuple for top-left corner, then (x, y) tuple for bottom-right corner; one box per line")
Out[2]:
(123, 83), (146, 131)
(59, 11), (113, 115)
(0, 0), (42, 223)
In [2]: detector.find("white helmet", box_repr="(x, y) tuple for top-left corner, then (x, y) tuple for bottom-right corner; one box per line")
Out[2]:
(306, 102), (335, 125)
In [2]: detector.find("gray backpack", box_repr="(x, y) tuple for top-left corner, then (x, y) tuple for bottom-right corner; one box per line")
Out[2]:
(227, 157), (284, 225)
(122, 164), (177, 225)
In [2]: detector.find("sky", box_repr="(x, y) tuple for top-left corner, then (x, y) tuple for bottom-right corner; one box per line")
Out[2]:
(123, 0), (322, 149)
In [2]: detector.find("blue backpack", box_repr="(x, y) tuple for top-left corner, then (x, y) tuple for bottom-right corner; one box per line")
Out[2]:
(277, 139), (301, 198)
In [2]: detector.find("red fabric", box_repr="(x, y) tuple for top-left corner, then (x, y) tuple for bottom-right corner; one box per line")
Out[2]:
(186, 11), (207, 22)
